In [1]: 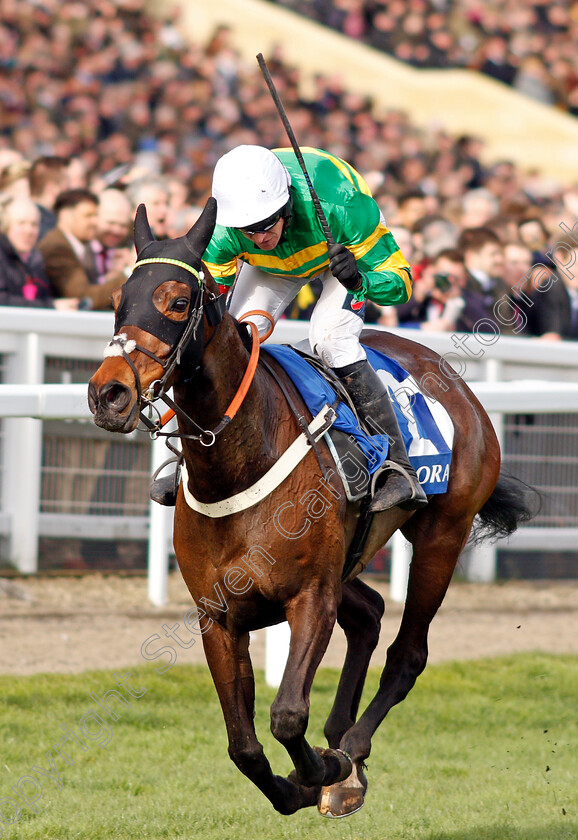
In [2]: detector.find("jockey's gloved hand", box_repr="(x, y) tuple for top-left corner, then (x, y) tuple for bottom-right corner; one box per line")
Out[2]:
(328, 243), (363, 292)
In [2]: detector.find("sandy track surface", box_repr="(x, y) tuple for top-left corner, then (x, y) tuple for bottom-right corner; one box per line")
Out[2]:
(1, 574), (577, 676)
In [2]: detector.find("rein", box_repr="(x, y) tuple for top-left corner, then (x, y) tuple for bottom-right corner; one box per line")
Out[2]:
(157, 312), (271, 430)
(147, 318), (261, 446)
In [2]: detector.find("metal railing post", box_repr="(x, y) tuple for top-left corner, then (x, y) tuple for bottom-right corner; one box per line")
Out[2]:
(147, 427), (175, 606)
(5, 333), (44, 572)
(390, 530), (412, 603)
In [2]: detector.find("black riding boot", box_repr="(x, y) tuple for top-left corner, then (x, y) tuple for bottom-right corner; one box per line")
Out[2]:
(333, 360), (428, 513)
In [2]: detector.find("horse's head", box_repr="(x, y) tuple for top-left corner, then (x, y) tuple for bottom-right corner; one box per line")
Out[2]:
(88, 197), (218, 433)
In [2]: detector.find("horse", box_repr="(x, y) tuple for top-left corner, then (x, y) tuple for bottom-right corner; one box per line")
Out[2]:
(88, 198), (534, 818)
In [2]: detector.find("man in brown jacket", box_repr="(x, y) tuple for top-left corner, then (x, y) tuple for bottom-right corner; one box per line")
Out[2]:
(39, 189), (126, 310)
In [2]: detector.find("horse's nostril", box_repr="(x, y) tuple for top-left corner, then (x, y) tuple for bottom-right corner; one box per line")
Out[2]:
(100, 381), (131, 411)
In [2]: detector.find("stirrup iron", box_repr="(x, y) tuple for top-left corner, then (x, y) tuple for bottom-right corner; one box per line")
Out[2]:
(369, 460), (428, 513)
(150, 456), (181, 506)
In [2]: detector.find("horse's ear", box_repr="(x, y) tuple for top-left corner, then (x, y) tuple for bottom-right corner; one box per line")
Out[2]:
(133, 203), (155, 254)
(185, 197), (217, 261)
(111, 287), (122, 312)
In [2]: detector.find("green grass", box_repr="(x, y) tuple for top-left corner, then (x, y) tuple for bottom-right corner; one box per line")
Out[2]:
(0, 655), (576, 839)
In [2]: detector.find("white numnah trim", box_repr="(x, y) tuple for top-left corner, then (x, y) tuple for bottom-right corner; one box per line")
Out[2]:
(181, 404), (336, 518)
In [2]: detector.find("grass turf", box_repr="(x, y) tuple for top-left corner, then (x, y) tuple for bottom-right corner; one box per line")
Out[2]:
(0, 654), (576, 839)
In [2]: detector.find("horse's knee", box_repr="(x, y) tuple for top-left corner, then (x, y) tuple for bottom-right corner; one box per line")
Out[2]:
(270, 701), (309, 743)
(228, 742), (267, 777)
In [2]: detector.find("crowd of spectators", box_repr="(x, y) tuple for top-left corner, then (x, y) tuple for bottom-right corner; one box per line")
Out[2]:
(1, 0), (577, 340)
(270, 0), (578, 115)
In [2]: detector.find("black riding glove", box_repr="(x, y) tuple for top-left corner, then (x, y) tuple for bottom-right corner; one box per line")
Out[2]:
(328, 243), (363, 292)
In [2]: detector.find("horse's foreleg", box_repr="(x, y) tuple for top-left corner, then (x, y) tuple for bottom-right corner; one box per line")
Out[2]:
(324, 578), (385, 749)
(201, 623), (318, 814)
(340, 512), (472, 765)
(269, 586), (352, 789)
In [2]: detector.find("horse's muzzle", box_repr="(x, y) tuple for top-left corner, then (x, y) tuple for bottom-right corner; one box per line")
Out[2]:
(88, 379), (140, 433)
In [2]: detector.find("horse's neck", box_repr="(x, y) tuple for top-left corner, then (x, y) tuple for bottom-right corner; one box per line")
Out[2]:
(174, 317), (274, 500)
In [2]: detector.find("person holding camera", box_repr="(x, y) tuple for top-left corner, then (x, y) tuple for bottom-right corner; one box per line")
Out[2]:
(394, 249), (466, 332)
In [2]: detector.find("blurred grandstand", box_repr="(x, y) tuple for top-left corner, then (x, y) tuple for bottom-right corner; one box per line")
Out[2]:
(1, 0), (577, 205)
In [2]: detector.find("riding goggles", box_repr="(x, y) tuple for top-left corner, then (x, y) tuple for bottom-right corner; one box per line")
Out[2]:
(239, 208), (284, 235)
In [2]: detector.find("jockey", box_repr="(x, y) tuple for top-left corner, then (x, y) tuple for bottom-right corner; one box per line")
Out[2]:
(152, 145), (427, 512)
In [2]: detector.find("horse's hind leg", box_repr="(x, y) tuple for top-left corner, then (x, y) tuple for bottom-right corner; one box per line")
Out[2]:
(324, 578), (385, 749)
(202, 623), (319, 815)
(319, 509), (474, 817)
(341, 510), (472, 767)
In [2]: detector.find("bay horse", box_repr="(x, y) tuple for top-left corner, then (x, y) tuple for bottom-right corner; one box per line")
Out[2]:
(88, 198), (534, 818)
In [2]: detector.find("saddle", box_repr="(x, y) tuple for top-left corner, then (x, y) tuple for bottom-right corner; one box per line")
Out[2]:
(279, 342), (371, 501)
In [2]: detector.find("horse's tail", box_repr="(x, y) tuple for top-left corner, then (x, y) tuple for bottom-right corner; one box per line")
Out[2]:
(469, 470), (541, 545)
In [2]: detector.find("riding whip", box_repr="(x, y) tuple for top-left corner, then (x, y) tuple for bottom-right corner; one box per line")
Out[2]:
(256, 53), (336, 248)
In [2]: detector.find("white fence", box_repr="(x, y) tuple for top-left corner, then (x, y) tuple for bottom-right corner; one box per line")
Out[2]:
(1, 308), (578, 600)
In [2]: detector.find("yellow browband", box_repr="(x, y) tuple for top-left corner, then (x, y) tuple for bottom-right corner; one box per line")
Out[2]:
(133, 258), (204, 284)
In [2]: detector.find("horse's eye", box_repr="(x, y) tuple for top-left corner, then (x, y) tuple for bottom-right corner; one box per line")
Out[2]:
(171, 297), (189, 313)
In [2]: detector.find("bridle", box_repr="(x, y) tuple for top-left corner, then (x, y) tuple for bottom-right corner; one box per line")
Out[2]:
(105, 257), (265, 448)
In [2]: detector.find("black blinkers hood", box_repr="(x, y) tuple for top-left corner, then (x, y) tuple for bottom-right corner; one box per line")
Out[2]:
(114, 258), (203, 348)
(113, 199), (218, 357)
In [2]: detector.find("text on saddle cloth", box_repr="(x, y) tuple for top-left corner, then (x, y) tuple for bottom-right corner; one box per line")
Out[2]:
(263, 344), (454, 496)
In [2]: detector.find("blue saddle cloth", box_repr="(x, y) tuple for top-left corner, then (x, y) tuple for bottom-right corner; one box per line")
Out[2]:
(264, 344), (454, 495)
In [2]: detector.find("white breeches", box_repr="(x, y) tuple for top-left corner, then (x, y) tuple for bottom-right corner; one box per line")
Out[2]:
(227, 264), (366, 369)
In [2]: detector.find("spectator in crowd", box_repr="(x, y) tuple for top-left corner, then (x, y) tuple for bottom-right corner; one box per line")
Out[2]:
(28, 157), (71, 241)
(529, 241), (578, 340)
(0, 161), (31, 201)
(485, 213), (522, 244)
(513, 55), (557, 106)
(498, 240), (537, 336)
(518, 217), (552, 266)
(460, 188), (500, 229)
(91, 188), (134, 285)
(125, 176), (170, 240)
(67, 157), (89, 190)
(411, 214), (458, 266)
(0, 150), (25, 173)
(454, 135), (486, 190)
(475, 36), (517, 86)
(393, 190), (428, 230)
(39, 189), (119, 310)
(457, 226), (506, 332)
(0, 196), (78, 309)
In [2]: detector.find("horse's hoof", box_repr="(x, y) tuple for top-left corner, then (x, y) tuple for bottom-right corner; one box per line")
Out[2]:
(317, 761), (368, 818)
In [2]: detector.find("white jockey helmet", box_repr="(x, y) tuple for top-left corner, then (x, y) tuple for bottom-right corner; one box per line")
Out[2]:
(212, 145), (291, 228)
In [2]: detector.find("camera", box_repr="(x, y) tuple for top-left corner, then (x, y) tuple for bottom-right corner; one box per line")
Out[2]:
(433, 272), (452, 293)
